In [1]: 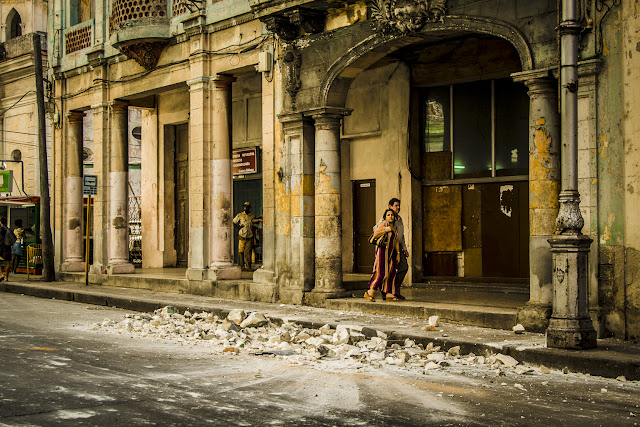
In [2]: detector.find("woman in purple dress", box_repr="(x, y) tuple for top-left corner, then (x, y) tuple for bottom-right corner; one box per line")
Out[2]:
(364, 209), (401, 302)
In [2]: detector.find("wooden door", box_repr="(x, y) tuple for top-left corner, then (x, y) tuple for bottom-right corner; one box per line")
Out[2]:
(174, 124), (189, 268)
(353, 180), (376, 273)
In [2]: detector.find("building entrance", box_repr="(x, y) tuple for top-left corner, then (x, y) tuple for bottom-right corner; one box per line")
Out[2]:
(174, 124), (189, 268)
(353, 180), (376, 274)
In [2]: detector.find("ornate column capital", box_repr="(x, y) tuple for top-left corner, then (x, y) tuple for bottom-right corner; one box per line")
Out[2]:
(65, 111), (85, 124)
(305, 107), (352, 130)
(109, 100), (129, 113)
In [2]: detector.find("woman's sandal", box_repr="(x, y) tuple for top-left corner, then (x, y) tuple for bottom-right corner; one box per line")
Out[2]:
(386, 295), (401, 301)
(363, 291), (375, 302)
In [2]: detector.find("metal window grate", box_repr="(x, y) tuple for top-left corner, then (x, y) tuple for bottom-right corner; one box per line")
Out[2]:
(128, 193), (142, 266)
(65, 24), (92, 54)
(110, 0), (167, 34)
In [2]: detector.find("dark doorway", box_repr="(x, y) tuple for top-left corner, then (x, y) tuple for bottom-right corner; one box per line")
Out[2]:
(174, 124), (189, 268)
(353, 180), (376, 273)
(233, 179), (263, 265)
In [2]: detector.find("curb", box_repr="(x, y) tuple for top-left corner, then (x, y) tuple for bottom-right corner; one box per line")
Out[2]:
(1, 282), (638, 380)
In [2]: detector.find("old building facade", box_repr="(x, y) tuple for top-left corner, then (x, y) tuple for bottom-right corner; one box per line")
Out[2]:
(49, 0), (640, 340)
(0, 0), (48, 233)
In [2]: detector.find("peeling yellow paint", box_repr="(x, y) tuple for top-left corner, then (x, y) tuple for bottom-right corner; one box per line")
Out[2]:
(325, 0), (367, 31)
(535, 117), (546, 126)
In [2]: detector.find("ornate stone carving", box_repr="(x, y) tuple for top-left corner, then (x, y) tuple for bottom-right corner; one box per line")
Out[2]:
(261, 8), (325, 41)
(283, 48), (302, 109)
(555, 192), (584, 235)
(117, 40), (167, 71)
(262, 16), (299, 41)
(370, 0), (446, 34)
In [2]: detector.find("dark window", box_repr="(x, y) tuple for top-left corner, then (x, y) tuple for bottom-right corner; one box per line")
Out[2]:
(495, 79), (529, 176)
(453, 81), (492, 179)
(10, 12), (22, 39)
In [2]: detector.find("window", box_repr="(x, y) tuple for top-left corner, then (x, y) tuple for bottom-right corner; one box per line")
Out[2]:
(7, 9), (22, 40)
(422, 78), (529, 180)
(69, 0), (93, 26)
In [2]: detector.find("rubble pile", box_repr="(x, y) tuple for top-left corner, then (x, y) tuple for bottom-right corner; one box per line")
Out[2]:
(95, 306), (544, 376)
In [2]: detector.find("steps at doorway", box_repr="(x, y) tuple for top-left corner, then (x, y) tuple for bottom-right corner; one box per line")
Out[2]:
(326, 298), (519, 331)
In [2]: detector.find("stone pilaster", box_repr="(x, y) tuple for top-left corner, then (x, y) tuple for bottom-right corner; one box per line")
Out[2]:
(208, 75), (241, 280)
(512, 71), (560, 331)
(61, 111), (86, 272)
(279, 113), (315, 304)
(107, 100), (135, 274)
(307, 108), (351, 302)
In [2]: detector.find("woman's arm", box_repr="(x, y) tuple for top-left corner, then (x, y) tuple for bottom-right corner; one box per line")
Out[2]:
(372, 221), (388, 239)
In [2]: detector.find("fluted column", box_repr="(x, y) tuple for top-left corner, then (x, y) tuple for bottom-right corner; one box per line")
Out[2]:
(308, 108), (350, 299)
(208, 75), (241, 280)
(107, 100), (135, 274)
(62, 111), (85, 272)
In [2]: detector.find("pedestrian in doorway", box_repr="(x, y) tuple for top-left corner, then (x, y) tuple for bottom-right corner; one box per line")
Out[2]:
(233, 202), (262, 271)
(365, 209), (401, 302)
(11, 219), (25, 275)
(373, 198), (409, 300)
(0, 217), (15, 281)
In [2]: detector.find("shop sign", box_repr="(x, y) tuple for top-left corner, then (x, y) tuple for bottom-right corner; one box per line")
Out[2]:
(0, 170), (13, 193)
(233, 148), (258, 175)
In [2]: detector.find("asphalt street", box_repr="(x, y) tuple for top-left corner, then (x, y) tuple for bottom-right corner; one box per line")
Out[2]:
(0, 294), (638, 426)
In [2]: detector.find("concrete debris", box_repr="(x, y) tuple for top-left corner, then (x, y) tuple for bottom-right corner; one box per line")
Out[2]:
(616, 376), (627, 382)
(539, 365), (550, 374)
(494, 354), (519, 368)
(95, 306), (554, 379)
(240, 312), (268, 329)
(514, 383), (526, 391)
(512, 324), (526, 334)
(428, 315), (439, 327)
(227, 309), (246, 325)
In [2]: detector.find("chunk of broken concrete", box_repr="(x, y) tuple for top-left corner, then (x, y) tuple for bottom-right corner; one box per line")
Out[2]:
(447, 346), (461, 357)
(240, 312), (268, 329)
(227, 309), (246, 325)
(494, 354), (519, 368)
(512, 324), (526, 334)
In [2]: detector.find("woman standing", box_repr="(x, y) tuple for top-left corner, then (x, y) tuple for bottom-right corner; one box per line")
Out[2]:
(364, 209), (401, 302)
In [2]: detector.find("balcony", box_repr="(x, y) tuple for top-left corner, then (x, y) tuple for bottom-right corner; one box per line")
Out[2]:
(109, 0), (171, 70)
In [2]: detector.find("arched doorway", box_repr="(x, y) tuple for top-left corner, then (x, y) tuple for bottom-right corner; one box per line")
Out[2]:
(322, 20), (534, 284)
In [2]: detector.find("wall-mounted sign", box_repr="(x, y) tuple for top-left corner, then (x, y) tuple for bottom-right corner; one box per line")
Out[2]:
(83, 174), (98, 195)
(0, 170), (13, 193)
(233, 148), (258, 175)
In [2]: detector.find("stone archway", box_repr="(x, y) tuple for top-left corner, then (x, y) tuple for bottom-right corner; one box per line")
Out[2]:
(319, 15), (534, 109)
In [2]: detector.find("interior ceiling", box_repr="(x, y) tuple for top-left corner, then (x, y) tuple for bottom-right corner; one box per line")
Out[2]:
(370, 34), (523, 85)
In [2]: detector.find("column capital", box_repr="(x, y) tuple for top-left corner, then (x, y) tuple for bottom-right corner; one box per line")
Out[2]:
(90, 102), (110, 112)
(109, 100), (129, 113)
(187, 74), (236, 91)
(65, 111), (85, 123)
(279, 112), (313, 135)
(305, 107), (352, 130)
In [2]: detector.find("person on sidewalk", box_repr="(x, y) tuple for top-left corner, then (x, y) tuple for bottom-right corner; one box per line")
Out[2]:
(373, 198), (408, 300)
(233, 202), (262, 271)
(10, 219), (25, 275)
(0, 217), (15, 282)
(365, 209), (401, 302)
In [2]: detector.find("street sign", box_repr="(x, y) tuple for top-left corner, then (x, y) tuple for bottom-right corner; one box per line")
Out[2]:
(83, 174), (97, 195)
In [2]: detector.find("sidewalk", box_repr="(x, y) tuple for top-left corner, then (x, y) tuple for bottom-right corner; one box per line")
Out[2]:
(1, 277), (639, 380)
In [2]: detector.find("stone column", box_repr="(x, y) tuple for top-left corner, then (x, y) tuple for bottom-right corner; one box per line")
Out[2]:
(279, 113), (315, 303)
(89, 103), (110, 276)
(107, 100), (135, 274)
(208, 75), (241, 280)
(62, 111), (85, 272)
(546, 2), (597, 349)
(512, 72), (560, 331)
(308, 108), (350, 301)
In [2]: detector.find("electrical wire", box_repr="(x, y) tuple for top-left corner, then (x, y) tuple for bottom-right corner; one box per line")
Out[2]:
(0, 91), (35, 117)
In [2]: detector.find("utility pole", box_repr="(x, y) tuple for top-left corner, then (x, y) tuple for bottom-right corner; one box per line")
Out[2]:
(33, 33), (55, 282)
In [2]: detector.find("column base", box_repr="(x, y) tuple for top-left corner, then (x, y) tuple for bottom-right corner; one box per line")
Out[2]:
(546, 317), (597, 349)
(305, 289), (351, 307)
(186, 268), (207, 281)
(206, 263), (241, 280)
(253, 268), (275, 284)
(107, 262), (135, 274)
(61, 261), (86, 272)
(516, 303), (552, 332)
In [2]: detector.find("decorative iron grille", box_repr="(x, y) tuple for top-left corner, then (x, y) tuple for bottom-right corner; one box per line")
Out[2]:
(110, 0), (167, 34)
(65, 23), (92, 54)
(128, 193), (142, 266)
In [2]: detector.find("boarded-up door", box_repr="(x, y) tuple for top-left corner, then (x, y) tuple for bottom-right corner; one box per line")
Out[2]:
(353, 180), (376, 273)
(423, 185), (462, 276)
(175, 124), (189, 268)
(481, 182), (528, 277)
